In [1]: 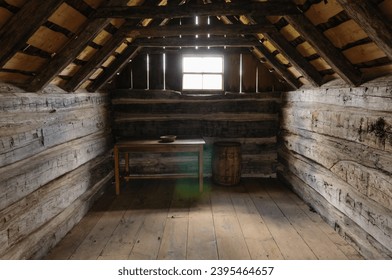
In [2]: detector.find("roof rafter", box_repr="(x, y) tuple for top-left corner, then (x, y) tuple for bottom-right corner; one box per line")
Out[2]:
(218, 15), (302, 89)
(86, 0), (187, 92)
(94, 1), (301, 19)
(249, 16), (323, 87)
(0, 0), (65, 68)
(336, 0), (392, 61)
(26, 0), (131, 92)
(284, 14), (363, 86)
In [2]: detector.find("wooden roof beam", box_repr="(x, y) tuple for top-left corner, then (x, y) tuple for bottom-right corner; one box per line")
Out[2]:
(284, 14), (362, 86)
(130, 37), (263, 47)
(0, 0), (65, 68)
(86, 12), (175, 92)
(249, 16), (323, 87)
(336, 0), (392, 61)
(26, 0), (131, 92)
(251, 46), (302, 90)
(94, 1), (301, 19)
(263, 31), (324, 87)
(87, 46), (141, 92)
(124, 23), (277, 38)
(218, 15), (302, 89)
(64, 0), (184, 92)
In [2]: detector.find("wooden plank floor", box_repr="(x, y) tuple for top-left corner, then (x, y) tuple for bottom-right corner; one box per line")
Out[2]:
(45, 178), (364, 260)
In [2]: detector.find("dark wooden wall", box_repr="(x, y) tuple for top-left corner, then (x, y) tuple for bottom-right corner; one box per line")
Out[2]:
(111, 89), (280, 178)
(278, 78), (392, 259)
(0, 86), (112, 259)
(115, 50), (290, 93)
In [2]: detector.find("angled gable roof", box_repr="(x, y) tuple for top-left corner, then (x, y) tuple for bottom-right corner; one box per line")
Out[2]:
(0, 0), (391, 92)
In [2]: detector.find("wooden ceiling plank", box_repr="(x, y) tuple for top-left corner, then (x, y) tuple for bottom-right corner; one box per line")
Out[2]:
(0, 0), (65, 68)
(336, 0), (392, 61)
(285, 14), (363, 86)
(87, 46), (141, 92)
(263, 31), (323, 87)
(63, 1), (174, 91)
(252, 45), (302, 90)
(124, 23), (277, 38)
(248, 13), (324, 86)
(130, 37), (263, 47)
(26, 0), (130, 92)
(94, 2), (301, 19)
(62, 28), (127, 92)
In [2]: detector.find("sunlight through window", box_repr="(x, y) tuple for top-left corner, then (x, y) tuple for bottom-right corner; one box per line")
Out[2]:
(182, 56), (224, 90)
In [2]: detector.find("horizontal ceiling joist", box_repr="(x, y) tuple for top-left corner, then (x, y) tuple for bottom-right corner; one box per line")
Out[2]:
(94, 2), (301, 19)
(124, 23), (277, 38)
(129, 37), (262, 48)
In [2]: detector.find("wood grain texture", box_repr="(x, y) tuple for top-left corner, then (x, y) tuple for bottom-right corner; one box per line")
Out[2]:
(46, 178), (363, 260)
(279, 83), (392, 259)
(0, 89), (112, 259)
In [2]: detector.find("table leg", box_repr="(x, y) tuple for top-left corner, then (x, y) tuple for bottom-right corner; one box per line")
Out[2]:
(199, 145), (203, 192)
(125, 152), (129, 181)
(114, 146), (120, 195)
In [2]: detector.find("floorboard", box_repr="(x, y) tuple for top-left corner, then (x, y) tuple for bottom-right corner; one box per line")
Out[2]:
(45, 178), (364, 260)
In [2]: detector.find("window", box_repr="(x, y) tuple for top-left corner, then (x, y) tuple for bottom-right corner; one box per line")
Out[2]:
(182, 55), (224, 90)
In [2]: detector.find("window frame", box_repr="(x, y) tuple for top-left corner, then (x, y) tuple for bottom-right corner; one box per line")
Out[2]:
(182, 54), (224, 91)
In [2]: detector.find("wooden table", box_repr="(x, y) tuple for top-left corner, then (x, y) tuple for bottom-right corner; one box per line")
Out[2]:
(114, 139), (206, 195)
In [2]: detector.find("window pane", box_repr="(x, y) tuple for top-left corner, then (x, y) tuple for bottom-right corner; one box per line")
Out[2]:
(183, 57), (204, 73)
(183, 74), (203, 89)
(203, 74), (222, 90)
(202, 57), (223, 73)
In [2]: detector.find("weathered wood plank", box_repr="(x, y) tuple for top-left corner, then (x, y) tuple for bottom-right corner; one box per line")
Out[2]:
(0, 92), (109, 113)
(263, 31), (324, 87)
(210, 187), (251, 260)
(230, 184), (283, 259)
(68, 185), (135, 259)
(284, 14), (363, 86)
(281, 178), (364, 260)
(44, 185), (117, 260)
(94, 2), (301, 19)
(336, 0), (392, 61)
(0, 132), (111, 211)
(278, 148), (392, 254)
(247, 182), (317, 260)
(187, 190), (218, 260)
(0, 155), (112, 256)
(282, 103), (392, 152)
(128, 183), (173, 260)
(251, 45), (302, 89)
(157, 183), (190, 260)
(0, 0), (64, 68)
(0, 105), (109, 167)
(264, 183), (349, 259)
(278, 169), (390, 259)
(1, 168), (112, 259)
(125, 23), (276, 38)
(26, 0), (130, 92)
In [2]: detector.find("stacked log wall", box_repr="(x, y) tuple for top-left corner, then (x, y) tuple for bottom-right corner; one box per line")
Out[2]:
(278, 78), (392, 259)
(112, 90), (280, 178)
(0, 85), (112, 259)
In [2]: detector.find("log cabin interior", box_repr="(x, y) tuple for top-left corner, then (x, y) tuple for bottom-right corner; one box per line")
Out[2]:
(0, 0), (391, 260)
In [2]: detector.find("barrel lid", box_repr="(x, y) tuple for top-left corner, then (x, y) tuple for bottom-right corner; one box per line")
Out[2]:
(213, 141), (241, 147)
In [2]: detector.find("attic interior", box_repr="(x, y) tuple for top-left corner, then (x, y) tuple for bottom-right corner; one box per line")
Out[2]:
(0, 0), (391, 260)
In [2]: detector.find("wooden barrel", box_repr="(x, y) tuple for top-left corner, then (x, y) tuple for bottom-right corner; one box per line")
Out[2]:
(212, 141), (241, 186)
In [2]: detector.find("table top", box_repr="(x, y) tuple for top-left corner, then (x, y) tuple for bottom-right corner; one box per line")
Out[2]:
(115, 138), (206, 147)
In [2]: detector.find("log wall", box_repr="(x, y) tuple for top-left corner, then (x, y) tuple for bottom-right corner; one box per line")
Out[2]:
(278, 78), (392, 259)
(112, 89), (280, 178)
(0, 85), (112, 259)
